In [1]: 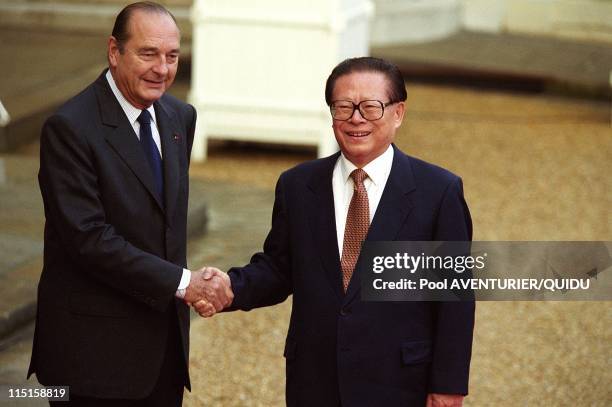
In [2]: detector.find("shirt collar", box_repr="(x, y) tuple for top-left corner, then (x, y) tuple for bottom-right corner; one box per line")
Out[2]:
(105, 70), (156, 126)
(339, 144), (394, 186)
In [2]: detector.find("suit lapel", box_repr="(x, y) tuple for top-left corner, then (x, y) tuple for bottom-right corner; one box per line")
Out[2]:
(344, 145), (417, 304)
(155, 100), (181, 226)
(306, 153), (344, 300)
(95, 73), (165, 212)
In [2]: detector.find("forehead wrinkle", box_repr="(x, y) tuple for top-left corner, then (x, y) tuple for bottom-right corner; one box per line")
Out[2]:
(127, 11), (180, 44)
(333, 74), (390, 102)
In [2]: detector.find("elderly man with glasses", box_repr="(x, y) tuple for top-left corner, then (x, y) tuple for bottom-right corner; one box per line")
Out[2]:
(198, 57), (475, 407)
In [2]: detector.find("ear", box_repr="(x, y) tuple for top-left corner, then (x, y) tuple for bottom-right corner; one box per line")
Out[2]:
(108, 36), (120, 68)
(393, 101), (406, 130)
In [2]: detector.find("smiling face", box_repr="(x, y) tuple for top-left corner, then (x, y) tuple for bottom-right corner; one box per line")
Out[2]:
(108, 10), (180, 109)
(331, 71), (405, 168)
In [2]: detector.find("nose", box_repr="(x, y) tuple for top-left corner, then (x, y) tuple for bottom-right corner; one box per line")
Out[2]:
(151, 56), (169, 76)
(348, 106), (366, 123)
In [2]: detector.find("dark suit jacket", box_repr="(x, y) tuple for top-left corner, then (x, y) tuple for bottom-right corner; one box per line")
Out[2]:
(228, 145), (474, 406)
(28, 71), (196, 399)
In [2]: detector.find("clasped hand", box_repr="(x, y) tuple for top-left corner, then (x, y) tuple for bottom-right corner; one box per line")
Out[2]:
(184, 266), (233, 317)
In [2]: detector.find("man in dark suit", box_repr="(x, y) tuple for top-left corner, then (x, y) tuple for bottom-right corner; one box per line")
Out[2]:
(198, 57), (474, 406)
(28, 2), (231, 405)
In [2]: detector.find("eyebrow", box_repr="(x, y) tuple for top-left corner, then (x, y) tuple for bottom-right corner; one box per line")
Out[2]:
(138, 47), (180, 54)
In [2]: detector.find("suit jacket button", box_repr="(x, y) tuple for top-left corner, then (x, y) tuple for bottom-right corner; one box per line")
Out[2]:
(340, 307), (351, 316)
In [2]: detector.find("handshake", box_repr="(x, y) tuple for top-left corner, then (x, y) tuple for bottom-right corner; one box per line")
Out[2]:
(183, 267), (234, 318)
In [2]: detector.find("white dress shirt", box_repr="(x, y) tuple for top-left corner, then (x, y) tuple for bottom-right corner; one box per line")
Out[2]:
(332, 144), (394, 257)
(105, 70), (163, 157)
(105, 70), (190, 295)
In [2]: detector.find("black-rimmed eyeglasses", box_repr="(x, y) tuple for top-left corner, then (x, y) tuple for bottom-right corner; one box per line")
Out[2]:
(329, 100), (397, 121)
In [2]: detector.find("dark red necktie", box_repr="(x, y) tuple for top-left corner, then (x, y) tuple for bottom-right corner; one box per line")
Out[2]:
(341, 168), (370, 292)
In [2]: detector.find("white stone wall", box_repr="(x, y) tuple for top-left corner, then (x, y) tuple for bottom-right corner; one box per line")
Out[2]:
(370, 0), (612, 44)
(370, 0), (462, 46)
(462, 0), (508, 32)
(463, 0), (612, 42)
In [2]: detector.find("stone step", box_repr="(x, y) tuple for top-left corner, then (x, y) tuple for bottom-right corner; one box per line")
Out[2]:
(0, 0), (193, 38)
(0, 26), (108, 152)
(373, 29), (612, 95)
(0, 64), (107, 151)
(0, 258), (41, 342)
(21, 0), (190, 5)
(0, 26), (192, 152)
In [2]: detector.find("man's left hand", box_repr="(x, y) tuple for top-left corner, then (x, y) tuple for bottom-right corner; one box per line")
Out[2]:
(189, 267), (233, 317)
(426, 393), (464, 407)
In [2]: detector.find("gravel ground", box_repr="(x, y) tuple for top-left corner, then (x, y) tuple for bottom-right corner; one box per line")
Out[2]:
(183, 83), (611, 406)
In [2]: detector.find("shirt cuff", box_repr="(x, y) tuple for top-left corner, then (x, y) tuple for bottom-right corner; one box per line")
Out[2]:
(175, 268), (191, 299)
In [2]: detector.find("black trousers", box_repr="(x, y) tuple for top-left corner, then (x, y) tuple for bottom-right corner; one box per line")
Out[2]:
(50, 311), (187, 407)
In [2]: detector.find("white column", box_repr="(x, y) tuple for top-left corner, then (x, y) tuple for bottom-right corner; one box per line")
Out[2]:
(189, 0), (374, 161)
